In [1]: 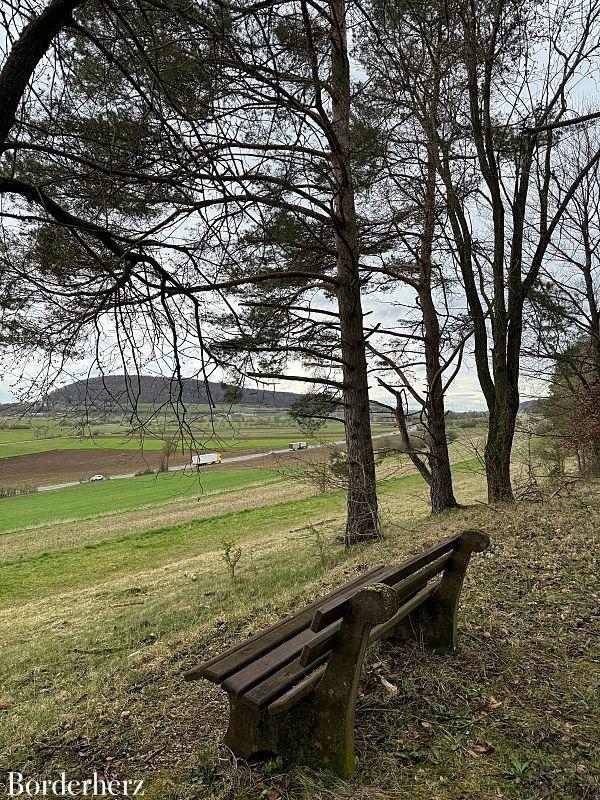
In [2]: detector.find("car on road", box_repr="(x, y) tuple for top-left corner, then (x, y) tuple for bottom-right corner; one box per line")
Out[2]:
(90, 474), (105, 482)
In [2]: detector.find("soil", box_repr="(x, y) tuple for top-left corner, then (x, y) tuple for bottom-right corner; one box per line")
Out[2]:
(0, 448), (190, 489)
(0, 444), (337, 489)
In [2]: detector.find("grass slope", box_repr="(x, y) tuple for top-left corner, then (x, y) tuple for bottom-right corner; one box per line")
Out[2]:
(0, 459), (596, 799)
(0, 468), (280, 535)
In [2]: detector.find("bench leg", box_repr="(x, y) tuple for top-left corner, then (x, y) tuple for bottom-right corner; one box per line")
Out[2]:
(222, 585), (399, 778)
(224, 697), (262, 759)
(309, 586), (398, 776)
(394, 530), (489, 653)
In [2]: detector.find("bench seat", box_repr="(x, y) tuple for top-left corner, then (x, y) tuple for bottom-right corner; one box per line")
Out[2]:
(183, 530), (488, 777)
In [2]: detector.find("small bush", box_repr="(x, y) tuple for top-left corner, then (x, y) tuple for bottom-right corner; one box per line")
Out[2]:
(220, 540), (243, 583)
(135, 467), (155, 477)
(0, 485), (38, 498)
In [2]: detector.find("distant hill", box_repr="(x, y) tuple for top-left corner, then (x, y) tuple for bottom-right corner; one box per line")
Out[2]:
(45, 375), (307, 411)
(519, 399), (543, 413)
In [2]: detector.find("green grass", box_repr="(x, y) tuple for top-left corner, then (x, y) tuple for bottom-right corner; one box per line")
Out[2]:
(0, 458), (597, 800)
(3, 427), (594, 800)
(0, 465), (442, 605)
(0, 432), (342, 459)
(0, 490), (338, 607)
(0, 467), (281, 534)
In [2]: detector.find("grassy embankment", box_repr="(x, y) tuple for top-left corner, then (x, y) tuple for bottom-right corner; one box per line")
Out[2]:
(0, 468), (282, 534)
(0, 440), (597, 799)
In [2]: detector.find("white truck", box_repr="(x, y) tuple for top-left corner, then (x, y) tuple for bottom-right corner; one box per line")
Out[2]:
(288, 441), (308, 451)
(191, 452), (222, 467)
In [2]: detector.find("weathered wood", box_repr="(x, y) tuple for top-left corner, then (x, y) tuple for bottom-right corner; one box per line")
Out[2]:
(370, 582), (438, 641)
(223, 585), (401, 776)
(183, 563), (385, 683)
(240, 652), (331, 710)
(182, 530), (490, 779)
(298, 581), (439, 668)
(310, 534), (459, 632)
(222, 625), (330, 698)
(396, 530), (489, 653)
(267, 663), (328, 715)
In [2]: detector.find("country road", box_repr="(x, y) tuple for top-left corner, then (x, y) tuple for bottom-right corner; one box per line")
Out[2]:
(36, 432), (400, 493)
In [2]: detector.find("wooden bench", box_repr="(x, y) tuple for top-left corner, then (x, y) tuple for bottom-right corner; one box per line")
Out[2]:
(183, 530), (489, 777)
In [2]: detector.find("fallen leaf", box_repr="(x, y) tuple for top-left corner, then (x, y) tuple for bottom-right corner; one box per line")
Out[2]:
(380, 676), (398, 694)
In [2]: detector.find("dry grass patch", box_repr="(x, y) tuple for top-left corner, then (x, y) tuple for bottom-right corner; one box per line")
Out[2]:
(0, 480), (315, 562)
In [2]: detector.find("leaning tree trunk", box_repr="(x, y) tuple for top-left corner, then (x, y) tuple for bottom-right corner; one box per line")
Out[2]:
(0, 0), (88, 148)
(330, 0), (379, 545)
(418, 110), (458, 514)
(421, 287), (458, 514)
(426, 410), (458, 513)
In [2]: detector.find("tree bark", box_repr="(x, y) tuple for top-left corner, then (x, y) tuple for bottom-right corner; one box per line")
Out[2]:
(329, 0), (379, 544)
(418, 76), (458, 514)
(485, 402), (517, 502)
(0, 0), (87, 149)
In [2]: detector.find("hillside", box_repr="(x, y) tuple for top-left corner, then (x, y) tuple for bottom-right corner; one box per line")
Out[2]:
(45, 374), (307, 411)
(1, 455), (597, 799)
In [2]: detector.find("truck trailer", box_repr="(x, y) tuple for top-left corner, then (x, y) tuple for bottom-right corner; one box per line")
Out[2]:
(191, 452), (222, 466)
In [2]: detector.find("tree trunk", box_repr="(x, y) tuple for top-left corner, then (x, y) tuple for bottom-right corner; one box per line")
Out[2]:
(418, 99), (458, 514)
(330, 0), (379, 545)
(484, 400), (516, 502)
(0, 0), (86, 147)
(339, 291), (380, 545)
(427, 413), (458, 513)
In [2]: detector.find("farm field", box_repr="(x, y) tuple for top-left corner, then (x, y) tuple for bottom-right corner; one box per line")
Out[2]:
(0, 418), (396, 487)
(0, 428), (474, 533)
(0, 447), (190, 489)
(0, 450), (597, 800)
(0, 432), (353, 460)
(0, 467), (281, 535)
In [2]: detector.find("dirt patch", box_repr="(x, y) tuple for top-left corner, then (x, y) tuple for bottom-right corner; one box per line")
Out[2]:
(0, 448), (191, 488)
(0, 444), (340, 489)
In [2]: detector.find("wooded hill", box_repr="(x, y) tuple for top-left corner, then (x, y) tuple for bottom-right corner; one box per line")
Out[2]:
(43, 375), (306, 411)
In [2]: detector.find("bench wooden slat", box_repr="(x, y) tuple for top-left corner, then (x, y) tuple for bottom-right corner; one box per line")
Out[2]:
(246, 563), (447, 711)
(182, 563), (386, 683)
(267, 663), (328, 715)
(310, 539), (458, 632)
(268, 582), (438, 715)
(241, 652), (330, 710)
(222, 624), (334, 697)
(298, 560), (447, 667)
(214, 554), (447, 697)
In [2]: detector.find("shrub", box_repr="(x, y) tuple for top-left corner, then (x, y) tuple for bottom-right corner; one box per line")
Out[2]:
(0, 485), (37, 498)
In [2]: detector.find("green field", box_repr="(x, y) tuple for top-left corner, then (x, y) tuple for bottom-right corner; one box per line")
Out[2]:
(0, 467), (281, 534)
(0, 420), (389, 459)
(0, 427), (440, 536)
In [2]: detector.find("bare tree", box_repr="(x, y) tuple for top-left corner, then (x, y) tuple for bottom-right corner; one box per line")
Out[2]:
(524, 124), (600, 471)
(370, 0), (600, 502)
(351, 0), (473, 513)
